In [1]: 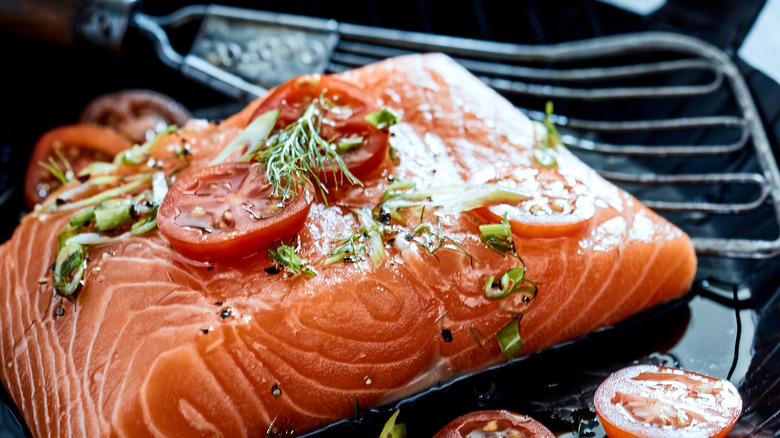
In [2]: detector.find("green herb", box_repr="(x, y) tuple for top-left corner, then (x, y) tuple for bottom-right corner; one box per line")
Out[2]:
(410, 218), (474, 265)
(69, 206), (96, 229)
(378, 409), (407, 438)
(78, 161), (118, 177)
(94, 199), (134, 232)
(534, 101), (561, 168)
(116, 125), (178, 166)
(38, 153), (73, 186)
(469, 326), (490, 348)
(335, 136), (364, 154)
(210, 108), (279, 165)
(43, 173), (153, 213)
(365, 108), (402, 129)
(381, 183), (528, 217)
(483, 267), (535, 301)
(325, 207), (384, 267)
(496, 318), (524, 359)
(267, 238), (316, 276)
(479, 212), (522, 260)
(258, 99), (361, 201)
(543, 101), (561, 148)
(53, 244), (85, 296)
(380, 177), (416, 202)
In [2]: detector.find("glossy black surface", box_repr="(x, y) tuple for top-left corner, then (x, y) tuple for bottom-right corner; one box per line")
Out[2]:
(1, 1), (779, 436)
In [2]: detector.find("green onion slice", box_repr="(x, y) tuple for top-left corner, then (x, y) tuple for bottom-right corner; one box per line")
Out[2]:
(267, 238), (316, 276)
(211, 108), (279, 164)
(496, 318), (524, 359)
(365, 108), (402, 129)
(378, 410), (406, 438)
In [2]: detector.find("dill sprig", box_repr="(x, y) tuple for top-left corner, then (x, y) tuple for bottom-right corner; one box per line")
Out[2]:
(267, 238), (316, 277)
(410, 217), (474, 265)
(258, 98), (361, 200)
(325, 208), (384, 267)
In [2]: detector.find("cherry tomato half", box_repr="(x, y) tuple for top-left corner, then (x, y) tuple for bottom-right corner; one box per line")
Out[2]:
(157, 162), (312, 261)
(24, 124), (133, 207)
(433, 410), (555, 438)
(79, 89), (192, 144)
(594, 365), (742, 438)
(249, 74), (390, 180)
(471, 169), (595, 238)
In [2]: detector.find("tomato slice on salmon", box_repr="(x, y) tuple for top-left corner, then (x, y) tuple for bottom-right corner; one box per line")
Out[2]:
(79, 89), (192, 144)
(472, 168), (595, 238)
(594, 364), (742, 438)
(249, 74), (390, 180)
(23, 124), (133, 208)
(157, 162), (312, 261)
(433, 410), (555, 438)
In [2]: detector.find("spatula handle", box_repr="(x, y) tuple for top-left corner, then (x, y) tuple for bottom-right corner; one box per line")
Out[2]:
(0, 0), (81, 45)
(0, 0), (137, 51)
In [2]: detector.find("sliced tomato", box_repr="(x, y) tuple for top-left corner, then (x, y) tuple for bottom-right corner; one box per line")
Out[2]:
(24, 124), (133, 207)
(79, 89), (192, 144)
(249, 74), (390, 180)
(157, 162), (312, 261)
(433, 410), (555, 438)
(471, 168), (595, 238)
(594, 364), (742, 438)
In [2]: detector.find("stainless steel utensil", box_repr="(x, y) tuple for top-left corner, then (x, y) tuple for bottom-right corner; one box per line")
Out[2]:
(2, 0), (778, 258)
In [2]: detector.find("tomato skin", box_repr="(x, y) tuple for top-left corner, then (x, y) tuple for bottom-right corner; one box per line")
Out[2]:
(79, 89), (192, 144)
(157, 162), (312, 261)
(594, 365), (742, 438)
(24, 124), (133, 207)
(249, 74), (390, 180)
(433, 410), (555, 438)
(470, 169), (594, 239)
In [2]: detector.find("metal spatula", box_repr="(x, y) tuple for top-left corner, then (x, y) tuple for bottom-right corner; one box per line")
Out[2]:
(2, 0), (779, 258)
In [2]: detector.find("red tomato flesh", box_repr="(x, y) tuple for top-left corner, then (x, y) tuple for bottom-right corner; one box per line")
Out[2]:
(433, 410), (555, 438)
(157, 162), (312, 261)
(471, 168), (595, 239)
(24, 124), (133, 207)
(594, 365), (742, 438)
(249, 74), (390, 180)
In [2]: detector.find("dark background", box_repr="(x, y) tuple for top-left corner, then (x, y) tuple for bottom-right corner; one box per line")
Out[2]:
(2, 0), (780, 436)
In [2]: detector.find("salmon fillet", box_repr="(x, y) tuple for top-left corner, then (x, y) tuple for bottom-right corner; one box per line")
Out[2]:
(0, 54), (696, 437)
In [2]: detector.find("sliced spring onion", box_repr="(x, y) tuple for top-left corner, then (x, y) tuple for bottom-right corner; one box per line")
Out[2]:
(381, 184), (528, 217)
(69, 206), (96, 229)
(116, 125), (178, 166)
(94, 199), (134, 231)
(56, 244), (84, 280)
(533, 148), (557, 168)
(78, 161), (118, 177)
(479, 213), (521, 259)
(335, 136), (363, 154)
(53, 262), (84, 296)
(152, 171), (168, 205)
(484, 267), (527, 300)
(45, 174), (152, 213)
(57, 225), (78, 249)
(354, 207), (384, 267)
(543, 101), (561, 148)
(496, 318), (524, 359)
(65, 231), (130, 246)
(378, 410), (406, 438)
(267, 239), (316, 276)
(211, 109), (279, 164)
(380, 178), (416, 202)
(365, 108), (402, 129)
(131, 205), (158, 235)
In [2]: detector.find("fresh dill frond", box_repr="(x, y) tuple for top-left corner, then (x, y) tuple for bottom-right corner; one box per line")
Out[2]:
(325, 208), (385, 267)
(410, 217), (474, 265)
(258, 99), (361, 200)
(267, 237), (316, 276)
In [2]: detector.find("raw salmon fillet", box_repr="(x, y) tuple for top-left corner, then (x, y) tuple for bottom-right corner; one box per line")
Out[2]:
(0, 54), (696, 437)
